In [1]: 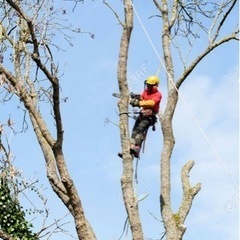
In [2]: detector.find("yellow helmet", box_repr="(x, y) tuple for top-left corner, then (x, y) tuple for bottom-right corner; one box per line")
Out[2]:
(146, 75), (160, 86)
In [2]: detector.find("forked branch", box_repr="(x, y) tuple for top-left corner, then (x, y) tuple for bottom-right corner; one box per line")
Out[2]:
(178, 160), (201, 223)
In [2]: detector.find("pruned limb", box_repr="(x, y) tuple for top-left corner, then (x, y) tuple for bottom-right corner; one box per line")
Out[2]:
(160, 160), (201, 240)
(178, 160), (201, 223)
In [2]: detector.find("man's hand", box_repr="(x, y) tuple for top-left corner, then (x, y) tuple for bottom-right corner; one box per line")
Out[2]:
(130, 92), (141, 101)
(130, 98), (139, 107)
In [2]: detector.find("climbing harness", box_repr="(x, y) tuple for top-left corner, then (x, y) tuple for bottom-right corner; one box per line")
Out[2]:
(113, 90), (158, 160)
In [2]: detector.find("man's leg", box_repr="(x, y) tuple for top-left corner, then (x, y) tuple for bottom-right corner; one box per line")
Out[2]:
(118, 116), (151, 158)
(130, 117), (151, 157)
(130, 115), (141, 145)
(118, 116), (141, 158)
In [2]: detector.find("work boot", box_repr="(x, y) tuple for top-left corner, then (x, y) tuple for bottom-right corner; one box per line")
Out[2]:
(130, 145), (140, 158)
(118, 145), (140, 158)
(118, 150), (139, 158)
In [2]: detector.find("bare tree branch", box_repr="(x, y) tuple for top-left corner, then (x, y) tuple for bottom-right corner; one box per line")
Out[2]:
(169, 0), (180, 28)
(211, 0), (237, 43)
(153, 0), (163, 12)
(116, 0), (144, 239)
(103, 0), (124, 27)
(176, 33), (238, 89)
(178, 161), (201, 223)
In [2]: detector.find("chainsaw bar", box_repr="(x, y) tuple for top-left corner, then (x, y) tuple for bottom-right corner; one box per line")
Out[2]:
(112, 93), (131, 98)
(112, 93), (121, 98)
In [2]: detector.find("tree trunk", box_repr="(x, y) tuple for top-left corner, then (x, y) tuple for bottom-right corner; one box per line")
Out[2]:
(159, 1), (201, 239)
(117, 0), (144, 239)
(0, 35), (96, 240)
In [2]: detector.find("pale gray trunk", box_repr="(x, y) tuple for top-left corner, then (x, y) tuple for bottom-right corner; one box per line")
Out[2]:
(117, 0), (144, 239)
(159, 1), (201, 240)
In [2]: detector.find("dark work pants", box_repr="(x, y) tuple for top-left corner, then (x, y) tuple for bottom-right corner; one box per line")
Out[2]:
(131, 115), (152, 147)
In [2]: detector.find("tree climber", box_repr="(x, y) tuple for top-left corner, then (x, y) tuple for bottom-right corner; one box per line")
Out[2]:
(119, 75), (162, 158)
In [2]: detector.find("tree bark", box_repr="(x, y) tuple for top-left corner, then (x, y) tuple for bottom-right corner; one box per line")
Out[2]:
(159, 1), (201, 239)
(117, 0), (144, 239)
(155, 0), (237, 239)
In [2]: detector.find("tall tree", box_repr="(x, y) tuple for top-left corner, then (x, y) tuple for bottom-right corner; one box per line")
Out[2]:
(115, 0), (145, 239)
(153, 1), (238, 239)
(113, 0), (238, 239)
(0, 1), (96, 239)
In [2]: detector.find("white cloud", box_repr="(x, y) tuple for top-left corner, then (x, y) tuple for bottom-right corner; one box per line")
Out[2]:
(166, 69), (239, 239)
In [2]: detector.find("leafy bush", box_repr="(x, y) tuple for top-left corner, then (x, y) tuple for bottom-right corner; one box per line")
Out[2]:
(0, 178), (37, 240)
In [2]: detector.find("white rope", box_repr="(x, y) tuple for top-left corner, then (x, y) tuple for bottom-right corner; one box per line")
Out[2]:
(132, 3), (239, 190)
(133, 5), (164, 76)
(155, 64), (162, 77)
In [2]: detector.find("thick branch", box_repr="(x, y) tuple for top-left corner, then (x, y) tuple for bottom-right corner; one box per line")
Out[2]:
(29, 113), (69, 198)
(52, 82), (64, 146)
(178, 160), (201, 223)
(52, 144), (96, 240)
(153, 0), (163, 12)
(169, 0), (179, 29)
(176, 34), (239, 89)
(0, 65), (55, 147)
(117, 0), (144, 239)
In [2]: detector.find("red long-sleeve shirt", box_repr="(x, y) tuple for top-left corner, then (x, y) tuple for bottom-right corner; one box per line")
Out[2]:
(140, 88), (162, 113)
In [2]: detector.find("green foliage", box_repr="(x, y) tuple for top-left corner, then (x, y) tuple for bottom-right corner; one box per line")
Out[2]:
(0, 178), (37, 240)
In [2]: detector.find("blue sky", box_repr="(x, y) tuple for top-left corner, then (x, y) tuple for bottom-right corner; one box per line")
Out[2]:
(1, 1), (239, 240)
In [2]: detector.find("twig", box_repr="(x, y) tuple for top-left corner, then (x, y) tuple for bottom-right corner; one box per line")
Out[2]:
(103, 0), (124, 27)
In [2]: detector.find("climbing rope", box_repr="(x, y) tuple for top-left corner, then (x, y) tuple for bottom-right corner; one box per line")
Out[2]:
(132, 3), (239, 190)
(133, 4), (164, 77)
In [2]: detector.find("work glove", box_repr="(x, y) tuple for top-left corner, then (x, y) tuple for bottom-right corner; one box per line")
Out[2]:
(130, 98), (139, 107)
